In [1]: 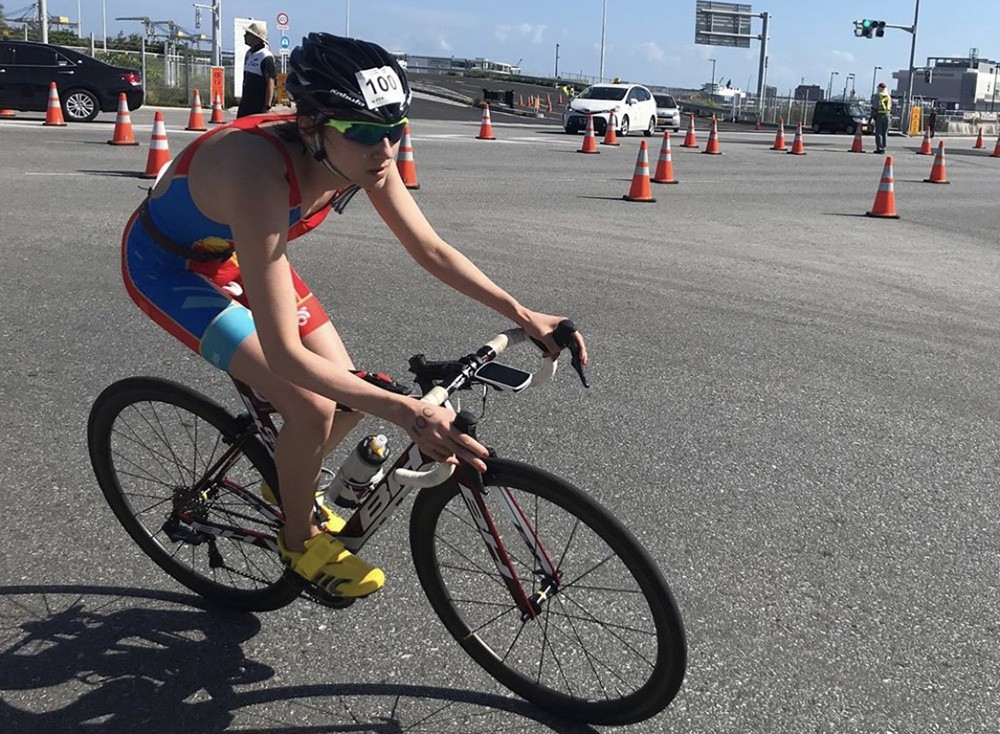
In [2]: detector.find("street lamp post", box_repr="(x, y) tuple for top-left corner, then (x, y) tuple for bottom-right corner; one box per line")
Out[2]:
(828, 71), (839, 99)
(709, 58), (717, 90)
(843, 73), (855, 100)
(555, 43), (560, 78)
(599, 0), (607, 82)
(871, 65), (882, 102)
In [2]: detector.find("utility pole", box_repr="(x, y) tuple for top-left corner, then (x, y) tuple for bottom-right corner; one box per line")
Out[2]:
(902, 0), (920, 134)
(599, 0), (607, 82)
(192, 0), (221, 67)
(38, 0), (48, 43)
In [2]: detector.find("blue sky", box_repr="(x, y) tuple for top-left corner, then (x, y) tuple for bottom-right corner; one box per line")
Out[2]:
(69, 1), (998, 92)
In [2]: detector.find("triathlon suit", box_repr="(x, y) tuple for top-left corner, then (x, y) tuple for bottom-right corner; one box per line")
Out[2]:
(121, 114), (360, 372)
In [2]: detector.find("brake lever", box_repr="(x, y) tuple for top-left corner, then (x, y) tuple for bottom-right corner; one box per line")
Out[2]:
(529, 319), (589, 388)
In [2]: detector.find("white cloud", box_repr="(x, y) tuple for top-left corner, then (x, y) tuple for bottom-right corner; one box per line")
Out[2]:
(827, 49), (856, 63)
(637, 42), (666, 63)
(496, 23), (546, 43)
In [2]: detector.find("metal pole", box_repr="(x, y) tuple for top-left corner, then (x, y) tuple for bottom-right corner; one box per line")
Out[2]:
(213, 0), (221, 67)
(555, 43), (559, 78)
(710, 58), (716, 90)
(871, 65), (881, 100)
(39, 0), (48, 43)
(77, 0), (82, 38)
(756, 12), (769, 111)
(102, 0), (107, 50)
(345, 0), (350, 36)
(599, 0), (607, 82)
(903, 0), (920, 134)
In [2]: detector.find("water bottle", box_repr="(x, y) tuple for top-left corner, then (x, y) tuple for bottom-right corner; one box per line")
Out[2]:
(332, 434), (390, 509)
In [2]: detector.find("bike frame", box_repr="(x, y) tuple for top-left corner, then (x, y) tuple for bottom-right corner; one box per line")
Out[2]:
(226, 376), (556, 620)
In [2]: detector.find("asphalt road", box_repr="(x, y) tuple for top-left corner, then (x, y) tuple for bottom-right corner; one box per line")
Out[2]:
(1, 105), (999, 733)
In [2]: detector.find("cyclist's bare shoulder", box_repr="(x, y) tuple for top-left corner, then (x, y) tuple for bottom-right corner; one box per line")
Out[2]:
(187, 126), (291, 224)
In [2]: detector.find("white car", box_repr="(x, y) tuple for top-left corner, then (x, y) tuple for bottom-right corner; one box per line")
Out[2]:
(654, 93), (681, 132)
(562, 83), (658, 137)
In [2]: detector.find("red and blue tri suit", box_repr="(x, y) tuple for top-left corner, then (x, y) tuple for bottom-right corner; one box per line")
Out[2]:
(121, 114), (360, 372)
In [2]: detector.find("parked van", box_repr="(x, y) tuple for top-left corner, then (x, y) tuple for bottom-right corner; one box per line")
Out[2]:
(811, 100), (871, 135)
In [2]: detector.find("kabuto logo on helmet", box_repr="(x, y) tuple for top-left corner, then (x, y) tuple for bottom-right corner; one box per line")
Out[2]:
(356, 65), (406, 109)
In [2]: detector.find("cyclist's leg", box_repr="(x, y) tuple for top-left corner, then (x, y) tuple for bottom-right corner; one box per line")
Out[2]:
(226, 323), (364, 549)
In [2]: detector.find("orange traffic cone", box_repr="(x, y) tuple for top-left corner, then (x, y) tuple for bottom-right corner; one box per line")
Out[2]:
(143, 111), (172, 179)
(558, 93), (564, 105)
(923, 141), (950, 184)
(754, 119), (761, 131)
(973, 128), (985, 149)
(578, 114), (600, 154)
(991, 133), (1000, 158)
(866, 156), (900, 219)
(652, 131), (678, 184)
(209, 92), (226, 124)
(682, 114), (698, 147)
(0, 108), (15, 118)
(787, 122), (806, 155)
(476, 103), (496, 140)
(771, 119), (787, 151)
(702, 116), (721, 155)
(396, 123), (420, 190)
(518, 93), (524, 106)
(185, 89), (207, 131)
(107, 93), (139, 145)
(623, 140), (656, 203)
(916, 127), (932, 155)
(602, 110), (620, 146)
(849, 127), (864, 153)
(546, 94), (553, 113)
(43, 82), (66, 126)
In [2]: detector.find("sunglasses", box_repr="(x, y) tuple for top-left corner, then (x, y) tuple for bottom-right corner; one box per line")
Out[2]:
(324, 118), (408, 146)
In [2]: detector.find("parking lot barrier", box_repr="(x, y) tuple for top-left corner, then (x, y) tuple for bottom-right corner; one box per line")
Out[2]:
(623, 140), (656, 203)
(396, 123), (420, 190)
(924, 142), (950, 184)
(108, 93), (139, 146)
(866, 156), (900, 219)
(43, 82), (66, 126)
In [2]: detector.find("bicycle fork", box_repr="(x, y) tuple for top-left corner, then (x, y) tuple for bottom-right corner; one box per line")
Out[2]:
(455, 466), (561, 622)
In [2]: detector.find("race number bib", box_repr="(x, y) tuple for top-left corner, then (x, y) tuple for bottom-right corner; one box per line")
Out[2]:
(356, 66), (406, 110)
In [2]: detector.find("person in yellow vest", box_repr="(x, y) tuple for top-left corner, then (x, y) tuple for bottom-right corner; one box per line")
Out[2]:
(872, 81), (892, 154)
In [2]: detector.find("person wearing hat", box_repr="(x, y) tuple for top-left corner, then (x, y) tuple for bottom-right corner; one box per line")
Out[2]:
(237, 21), (277, 118)
(872, 81), (892, 154)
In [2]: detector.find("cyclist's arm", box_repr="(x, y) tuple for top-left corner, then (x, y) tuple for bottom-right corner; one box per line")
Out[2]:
(211, 152), (485, 467)
(368, 166), (588, 363)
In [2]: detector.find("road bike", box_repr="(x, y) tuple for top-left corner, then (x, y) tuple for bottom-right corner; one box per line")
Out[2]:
(87, 322), (687, 725)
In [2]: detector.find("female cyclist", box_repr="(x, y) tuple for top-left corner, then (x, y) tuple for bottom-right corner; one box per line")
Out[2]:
(120, 33), (587, 600)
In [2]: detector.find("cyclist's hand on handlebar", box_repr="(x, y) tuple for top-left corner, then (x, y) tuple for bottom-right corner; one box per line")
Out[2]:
(521, 311), (589, 366)
(404, 403), (490, 473)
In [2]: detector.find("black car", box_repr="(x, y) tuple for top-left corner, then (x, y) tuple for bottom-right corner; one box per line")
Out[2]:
(0, 41), (143, 122)
(810, 100), (871, 135)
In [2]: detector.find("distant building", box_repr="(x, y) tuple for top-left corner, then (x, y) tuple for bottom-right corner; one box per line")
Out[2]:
(893, 55), (999, 111)
(794, 84), (824, 102)
(397, 53), (521, 76)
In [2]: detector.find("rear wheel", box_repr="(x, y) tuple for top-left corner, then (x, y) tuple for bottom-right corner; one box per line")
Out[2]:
(410, 459), (686, 725)
(644, 116), (655, 136)
(845, 123), (856, 135)
(619, 115), (630, 137)
(88, 376), (300, 611)
(811, 122), (822, 133)
(62, 88), (99, 122)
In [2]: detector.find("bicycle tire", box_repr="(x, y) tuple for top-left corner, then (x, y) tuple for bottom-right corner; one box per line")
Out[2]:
(87, 376), (300, 612)
(409, 458), (686, 725)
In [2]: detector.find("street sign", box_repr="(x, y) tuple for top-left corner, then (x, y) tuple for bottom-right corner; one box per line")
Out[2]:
(279, 35), (290, 55)
(276, 11), (289, 30)
(695, 1), (753, 48)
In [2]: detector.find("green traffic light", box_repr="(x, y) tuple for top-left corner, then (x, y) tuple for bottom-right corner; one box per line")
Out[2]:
(862, 19), (872, 27)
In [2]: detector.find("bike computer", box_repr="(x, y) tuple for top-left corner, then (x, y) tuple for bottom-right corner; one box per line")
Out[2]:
(473, 362), (532, 392)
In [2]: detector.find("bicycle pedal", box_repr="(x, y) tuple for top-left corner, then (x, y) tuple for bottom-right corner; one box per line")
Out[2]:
(282, 568), (357, 609)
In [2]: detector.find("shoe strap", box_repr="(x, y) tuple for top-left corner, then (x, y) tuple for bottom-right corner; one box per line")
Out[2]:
(296, 533), (345, 579)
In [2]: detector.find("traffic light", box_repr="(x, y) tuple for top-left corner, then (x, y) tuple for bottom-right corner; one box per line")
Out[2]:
(924, 68), (933, 83)
(854, 19), (886, 38)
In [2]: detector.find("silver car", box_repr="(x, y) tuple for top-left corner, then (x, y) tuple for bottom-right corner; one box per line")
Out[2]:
(654, 93), (681, 132)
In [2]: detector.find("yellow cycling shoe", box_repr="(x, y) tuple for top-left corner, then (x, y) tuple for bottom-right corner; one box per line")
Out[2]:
(261, 481), (346, 534)
(278, 530), (384, 598)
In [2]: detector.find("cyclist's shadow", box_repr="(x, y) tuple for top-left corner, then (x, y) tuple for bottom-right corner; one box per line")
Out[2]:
(0, 584), (598, 733)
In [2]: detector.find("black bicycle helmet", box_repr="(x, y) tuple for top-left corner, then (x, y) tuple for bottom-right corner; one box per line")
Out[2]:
(286, 33), (411, 123)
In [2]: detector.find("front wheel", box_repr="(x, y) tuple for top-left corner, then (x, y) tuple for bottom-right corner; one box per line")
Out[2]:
(811, 122), (822, 133)
(87, 376), (300, 611)
(409, 459), (686, 725)
(619, 115), (630, 137)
